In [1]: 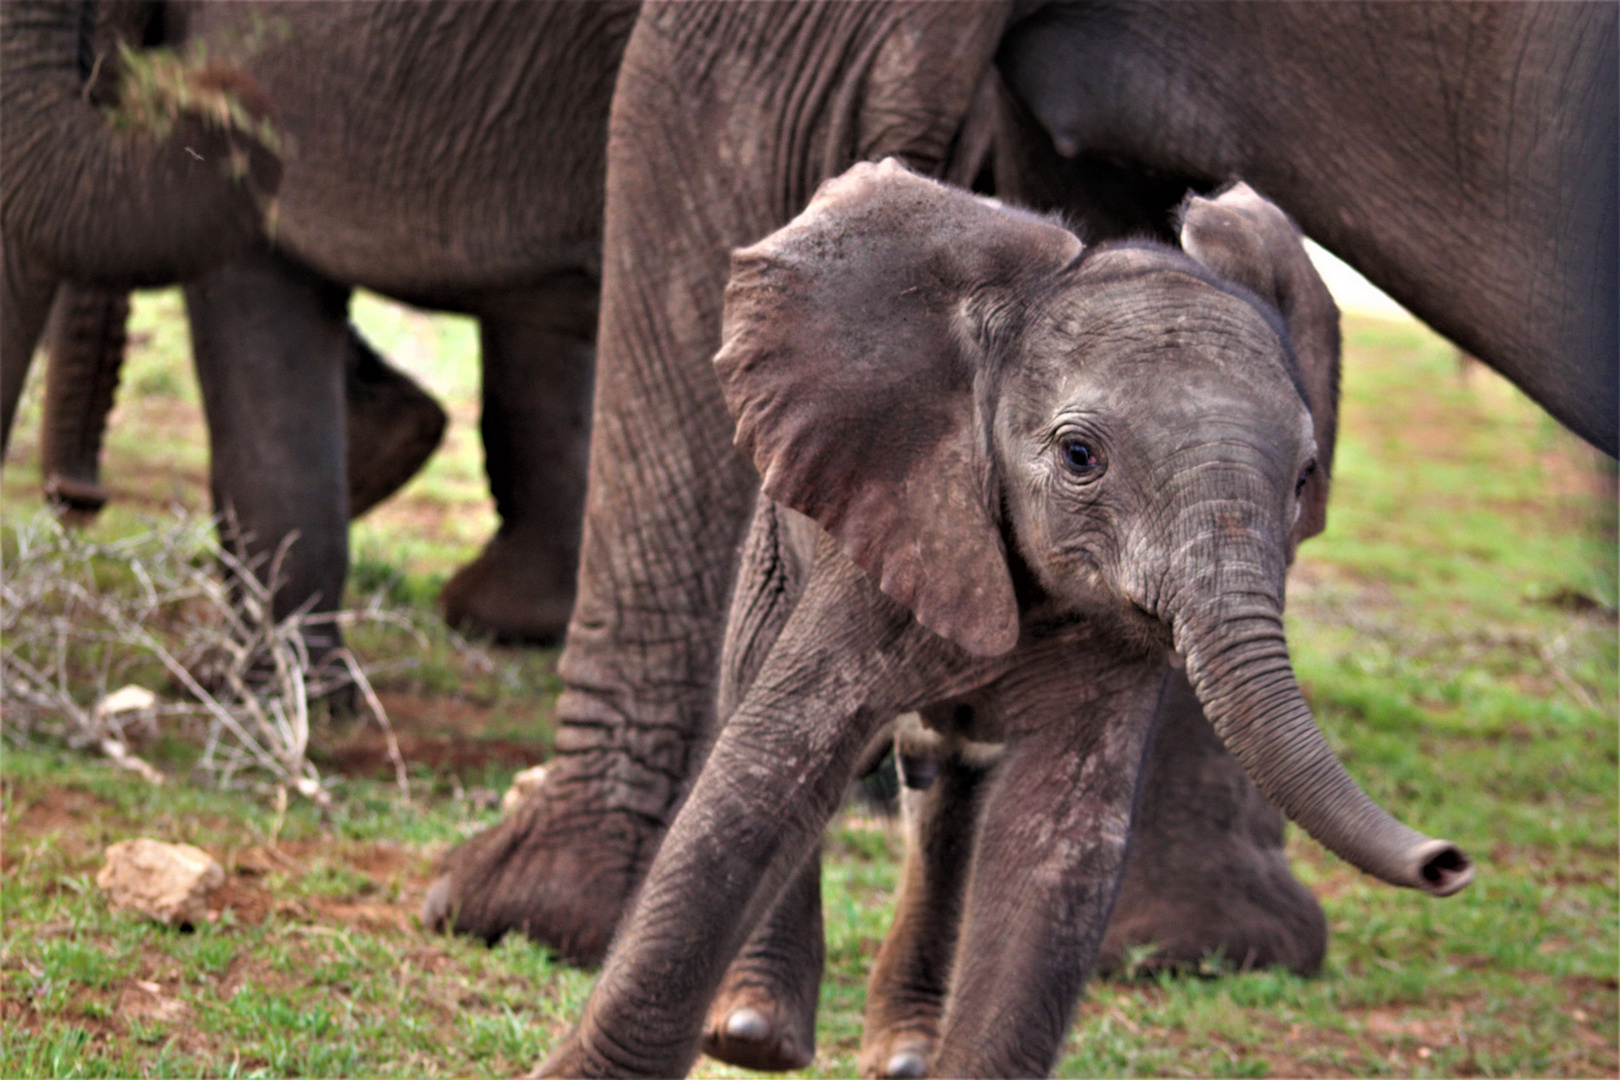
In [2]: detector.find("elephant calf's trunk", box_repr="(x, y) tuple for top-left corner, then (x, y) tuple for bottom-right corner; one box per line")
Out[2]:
(1179, 610), (1473, 898)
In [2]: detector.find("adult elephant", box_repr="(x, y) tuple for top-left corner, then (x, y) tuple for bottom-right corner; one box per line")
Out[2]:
(26, 0), (1341, 1004)
(7, 0), (640, 648)
(30, 279), (449, 524)
(1, 0), (280, 450)
(428, 0), (1615, 1021)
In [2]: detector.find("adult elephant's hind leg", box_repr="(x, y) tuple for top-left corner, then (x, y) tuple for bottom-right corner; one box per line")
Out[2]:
(1098, 668), (1327, 977)
(344, 327), (446, 518)
(187, 245), (350, 659)
(439, 279), (595, 644)
(702, 846), (824, 1071)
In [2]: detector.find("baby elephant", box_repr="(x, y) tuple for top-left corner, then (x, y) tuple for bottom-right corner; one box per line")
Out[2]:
(538, 161), (1472, 1079)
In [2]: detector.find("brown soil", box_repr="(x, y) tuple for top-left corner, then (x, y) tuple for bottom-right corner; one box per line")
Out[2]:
(317, 730), (544, 780)
(310, 689), (549, 781)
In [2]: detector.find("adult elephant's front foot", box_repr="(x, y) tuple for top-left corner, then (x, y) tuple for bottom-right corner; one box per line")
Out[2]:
(421, 760), (655, 964)
(700, 850), (824, 1072)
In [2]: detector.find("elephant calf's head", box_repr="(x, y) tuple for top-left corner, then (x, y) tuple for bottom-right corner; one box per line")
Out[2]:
(717, 160), (1324, 656)
(716, 160), (1471, 898)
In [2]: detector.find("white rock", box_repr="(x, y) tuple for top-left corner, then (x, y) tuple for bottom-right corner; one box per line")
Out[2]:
(95, 684), (157, 719)
(97, 839), (224, 926)
(501, 765), (549, 815)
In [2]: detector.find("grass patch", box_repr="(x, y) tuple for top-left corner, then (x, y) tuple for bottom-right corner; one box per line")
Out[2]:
(3, 302), (1613, 1075)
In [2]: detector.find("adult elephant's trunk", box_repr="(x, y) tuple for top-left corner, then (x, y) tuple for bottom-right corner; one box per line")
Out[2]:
(0, 0), (280, 285)
(1165, 530), (1472, 897)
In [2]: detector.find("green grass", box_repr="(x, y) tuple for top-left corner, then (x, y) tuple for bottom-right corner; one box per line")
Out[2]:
(3, 297), (1614, 1076)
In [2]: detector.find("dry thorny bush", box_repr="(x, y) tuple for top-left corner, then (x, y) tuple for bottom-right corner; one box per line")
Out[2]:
(1, 510), (416, 809)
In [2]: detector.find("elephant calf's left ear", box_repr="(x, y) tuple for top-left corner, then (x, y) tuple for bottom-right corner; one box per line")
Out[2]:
(715, 161), (1080, 656)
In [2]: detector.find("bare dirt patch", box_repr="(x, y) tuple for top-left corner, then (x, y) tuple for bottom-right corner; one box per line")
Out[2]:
(207, 875), (273, 926)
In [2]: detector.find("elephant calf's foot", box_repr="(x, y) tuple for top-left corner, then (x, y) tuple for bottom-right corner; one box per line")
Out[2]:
(440, 529), (577, 645)
(702, 983), (815, 1072)
(421, 776), (652, 965)
(858, 1026), (936, 1079)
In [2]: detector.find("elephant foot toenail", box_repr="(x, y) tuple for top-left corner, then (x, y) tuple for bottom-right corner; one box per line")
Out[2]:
(724, 1007), (771, 1043)
(884, 1051), (927, 1078)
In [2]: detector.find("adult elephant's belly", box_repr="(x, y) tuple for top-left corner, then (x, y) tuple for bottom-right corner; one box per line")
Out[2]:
(191, 0), (629, 299)
(272, 186), (605, 304)
(261, 96), (610, 299)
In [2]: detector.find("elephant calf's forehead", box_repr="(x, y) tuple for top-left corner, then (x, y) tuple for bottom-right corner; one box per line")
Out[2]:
(1042, 262), (1289, 383)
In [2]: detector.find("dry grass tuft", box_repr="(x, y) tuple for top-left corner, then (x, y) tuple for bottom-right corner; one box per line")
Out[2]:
(1, 509), (409, 808)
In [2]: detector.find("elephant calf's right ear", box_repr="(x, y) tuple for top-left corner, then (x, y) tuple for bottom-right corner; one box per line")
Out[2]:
(714, 160), (1081, 657)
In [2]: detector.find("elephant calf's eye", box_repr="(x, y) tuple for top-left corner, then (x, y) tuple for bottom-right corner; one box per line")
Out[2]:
(1062, 439), (1104, 477)
(1295, 461), (1317, 497)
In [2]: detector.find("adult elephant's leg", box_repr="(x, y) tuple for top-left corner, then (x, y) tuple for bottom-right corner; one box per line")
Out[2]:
(40, 284), (128, 516)
(438, 279), (595, 644)
(344, 327), (446, 520)
(425, 2), (1009, 965)
(1, 243), (57, 453)
(1099, 668), (1327, 975)
(860, 730), (994, 1080)
(186, 245), (349, 658)
(702, 846), (824, 1072)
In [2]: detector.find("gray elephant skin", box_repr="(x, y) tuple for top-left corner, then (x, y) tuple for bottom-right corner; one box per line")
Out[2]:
(4, 0), (638, 648)
(538, 162), (1473, 1080)
(14, 0), (1346, 1010)
(1, 0), (280, 446)
(8, 3), (1614, 1068)
(432, 0), (1613, 992)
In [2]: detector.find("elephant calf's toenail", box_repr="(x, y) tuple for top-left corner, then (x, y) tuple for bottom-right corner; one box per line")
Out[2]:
(724, 1007), (771, 1043)
(884, 1051), (928, 1078)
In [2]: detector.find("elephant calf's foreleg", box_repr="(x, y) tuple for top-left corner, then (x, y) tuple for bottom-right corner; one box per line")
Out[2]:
(702, 846), (825, 1071)
(929, 666), (1169, 1078)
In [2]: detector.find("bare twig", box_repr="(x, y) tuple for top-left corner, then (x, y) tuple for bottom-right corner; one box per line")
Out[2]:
(1, 509), (413, 809)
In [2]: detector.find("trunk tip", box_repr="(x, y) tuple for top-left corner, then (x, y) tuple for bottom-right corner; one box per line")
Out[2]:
(1414, 841), (1473, 897)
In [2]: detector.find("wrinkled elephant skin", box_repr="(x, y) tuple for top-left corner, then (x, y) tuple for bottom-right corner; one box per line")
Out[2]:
(538, 164), (1469, 1080)
(435, 1), (1607, 1018)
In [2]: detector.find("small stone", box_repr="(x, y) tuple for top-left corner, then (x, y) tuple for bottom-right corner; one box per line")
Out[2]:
(501, 765), (549, 815)
(96, 685), (157, 719)
(97, 839), (224, 926)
